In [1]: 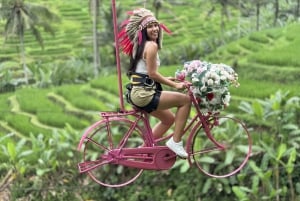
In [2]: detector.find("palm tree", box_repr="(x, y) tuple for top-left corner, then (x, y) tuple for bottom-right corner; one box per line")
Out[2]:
(0, 0), (59, 84)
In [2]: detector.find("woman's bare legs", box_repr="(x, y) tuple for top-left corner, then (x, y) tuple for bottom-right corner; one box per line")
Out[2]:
(151, 91), (191, 157)
(155, 91), (191, 140)
(151, 110), (175, 139)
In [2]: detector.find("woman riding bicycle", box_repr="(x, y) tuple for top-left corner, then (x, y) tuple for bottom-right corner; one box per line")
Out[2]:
(118, 8), (191, 158)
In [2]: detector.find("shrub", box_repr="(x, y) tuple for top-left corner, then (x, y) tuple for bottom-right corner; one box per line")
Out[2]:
(36, 111), (89, 129)
(16, 88), (61, 114)
(249, 41), (300, 67)
(248, 32), (270, 44)
(239, 38), (263, 52)
(4, 113), (51, 136)
(55, 85), (106, 111)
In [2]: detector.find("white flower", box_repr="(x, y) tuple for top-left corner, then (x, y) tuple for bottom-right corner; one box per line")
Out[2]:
(207, 79), (214, 86)
(220, 75), (227, 81)
(223, 94), (231, 105)
(176, 60), (239, 114)
(210, 97), (218, 104)
(206, 71), (213, 78)
(191, 87), (199, 94)
(211, 72), (218, 79)
(214, 80), (220, 85)
(200, 86), (207, 92)
(197, 66), (206, 74)
(210, 66), (217, 72)
(192, 77), (199, 83)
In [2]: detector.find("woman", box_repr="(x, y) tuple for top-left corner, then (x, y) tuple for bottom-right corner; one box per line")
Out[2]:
(118, 8), (191, 158)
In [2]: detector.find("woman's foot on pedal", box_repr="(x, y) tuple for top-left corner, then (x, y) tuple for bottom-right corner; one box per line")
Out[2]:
(166, 138), (188, 158)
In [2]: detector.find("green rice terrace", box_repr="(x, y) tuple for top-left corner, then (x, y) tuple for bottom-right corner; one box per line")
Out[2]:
(0, 0), (300, 200)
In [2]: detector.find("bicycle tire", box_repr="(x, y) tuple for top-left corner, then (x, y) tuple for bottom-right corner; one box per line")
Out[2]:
(188, 115), (251, 178)
(82, 118), (144, 187)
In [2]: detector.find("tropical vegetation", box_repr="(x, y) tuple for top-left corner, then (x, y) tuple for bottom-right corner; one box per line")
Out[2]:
(0, 0), (300, 200)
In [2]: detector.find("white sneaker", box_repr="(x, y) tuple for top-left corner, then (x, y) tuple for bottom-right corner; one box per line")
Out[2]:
(166, 138), (188, 158)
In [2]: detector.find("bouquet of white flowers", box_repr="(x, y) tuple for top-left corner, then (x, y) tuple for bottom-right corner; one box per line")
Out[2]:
(175, 60), (239, 114)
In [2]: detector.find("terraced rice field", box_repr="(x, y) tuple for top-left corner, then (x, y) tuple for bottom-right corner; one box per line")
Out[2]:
(0, 0), (299, 138)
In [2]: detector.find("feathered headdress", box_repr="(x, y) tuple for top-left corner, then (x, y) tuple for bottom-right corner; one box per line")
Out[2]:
(118, 8), (172, 58)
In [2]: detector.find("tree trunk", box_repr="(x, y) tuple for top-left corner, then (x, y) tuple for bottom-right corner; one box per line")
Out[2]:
(18, 12), (28, 84)
(153, 0), (162, 19)
(20, 34), (28, 85)
(256, 2), (260, 31)
(274, 0), (279, 26)
(92, 0), (100, 77)
(220, 0), (229, 33)
(297, 0), (300, 18)
(237, 0), (241, 38)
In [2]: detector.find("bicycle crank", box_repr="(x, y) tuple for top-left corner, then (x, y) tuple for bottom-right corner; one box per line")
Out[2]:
(109, 146), (177, 170)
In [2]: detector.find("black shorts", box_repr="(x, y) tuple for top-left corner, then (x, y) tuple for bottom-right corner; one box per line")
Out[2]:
(126, 83), (162, 113)
(138, 89), (161, 113)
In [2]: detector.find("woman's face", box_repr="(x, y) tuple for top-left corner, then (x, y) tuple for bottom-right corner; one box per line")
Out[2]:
(146, 22), (160, 41)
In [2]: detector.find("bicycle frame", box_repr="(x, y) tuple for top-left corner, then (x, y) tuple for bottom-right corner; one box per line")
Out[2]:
(78, 86), (228, 168)
(77, 85), (252, 188)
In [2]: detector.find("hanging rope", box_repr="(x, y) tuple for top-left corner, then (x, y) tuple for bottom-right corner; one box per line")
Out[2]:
(111, 0), (125, 111)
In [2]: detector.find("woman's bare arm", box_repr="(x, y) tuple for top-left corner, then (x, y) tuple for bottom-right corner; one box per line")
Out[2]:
(145, 41), (185, 89)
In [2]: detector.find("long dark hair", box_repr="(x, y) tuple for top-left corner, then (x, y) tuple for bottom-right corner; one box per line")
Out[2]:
(128, 27), (161, 74)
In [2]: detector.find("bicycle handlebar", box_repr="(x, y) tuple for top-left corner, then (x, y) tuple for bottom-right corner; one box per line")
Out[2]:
(184, 81), (192, 88)
(175, 80), (193, 95)
(174, 79), (192, 88)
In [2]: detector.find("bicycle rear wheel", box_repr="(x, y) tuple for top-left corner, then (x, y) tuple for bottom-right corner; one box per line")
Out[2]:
(189, 116), (251, 178)
(82, 118), (144, 187)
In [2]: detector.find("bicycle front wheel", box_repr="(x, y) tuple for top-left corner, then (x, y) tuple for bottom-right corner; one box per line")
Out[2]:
(190, 116), (251, 178)
(82, 118), (144, 187)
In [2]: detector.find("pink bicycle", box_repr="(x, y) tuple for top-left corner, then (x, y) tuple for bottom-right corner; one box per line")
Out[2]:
(77, 84), (252, 188)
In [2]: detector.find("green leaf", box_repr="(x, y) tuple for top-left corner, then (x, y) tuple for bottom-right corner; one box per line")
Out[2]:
(282, 124), (298, 130)
(250, 165), (272, 183)
(264, 170), (273, 180)
(199, 156), (215, 163)
(251, 175), (260, 194)
(202, 179), (212, 194)
(252, 100), (264, 119)
(296, 183), (300, 194)
(7, 142), (16, 162)
(179, 160), (190, 173)
(238, 101), (253, 114)
(224, 149), (235, 165)
(36, 168), (51, 176)
(276, 143), (286, 161)
(286, 148), (296, 174)
(232, 186), (250, 201)
(237, 145), (251, 154)
(0, 133), (14, 143)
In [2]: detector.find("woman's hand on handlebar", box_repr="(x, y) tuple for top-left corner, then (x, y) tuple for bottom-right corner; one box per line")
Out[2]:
(174, 82), (186, 90)
(165, 76), (191, 90)
(174, 80), (192, 90)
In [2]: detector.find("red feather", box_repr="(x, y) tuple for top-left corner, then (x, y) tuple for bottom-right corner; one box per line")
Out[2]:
(160, 23), (172, 35)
